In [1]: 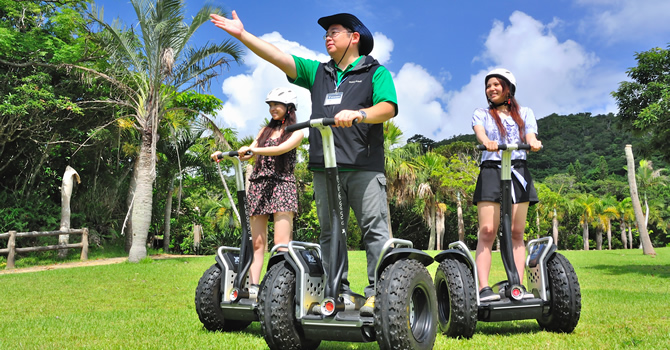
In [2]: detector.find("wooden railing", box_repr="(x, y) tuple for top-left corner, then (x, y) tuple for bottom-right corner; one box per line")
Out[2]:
(0, 228), (88, 269)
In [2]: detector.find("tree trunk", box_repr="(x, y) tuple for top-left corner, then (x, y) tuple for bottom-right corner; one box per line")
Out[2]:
(552, 208), (559, 247)
(535, 208), (540, 238)
(427, 203), (436, 250)
(128, 131), (156, 263)
(606, 219), (612, 250)
(124, 160), (139, 253)
(436, 206), (445, 250)
(59, 166), (81, 258)
(624, 145), (656, 255)
(457, 197), (465, 242)
(620, 220), (627, 249)
(596, 227), (602, 250)
(582, 222), (589, 251)
(628, 224), (633, 249)
(163, 175), (176, 253)
(644, 196), (649, 228)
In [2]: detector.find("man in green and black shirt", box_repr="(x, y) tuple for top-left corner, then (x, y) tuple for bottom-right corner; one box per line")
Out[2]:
(211, 11), (398, 316)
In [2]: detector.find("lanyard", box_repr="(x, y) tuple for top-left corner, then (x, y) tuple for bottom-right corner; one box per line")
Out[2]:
(334, 75), (349, 92)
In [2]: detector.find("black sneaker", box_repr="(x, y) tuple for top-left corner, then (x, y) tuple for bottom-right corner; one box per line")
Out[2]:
(479, 286), (501, 302)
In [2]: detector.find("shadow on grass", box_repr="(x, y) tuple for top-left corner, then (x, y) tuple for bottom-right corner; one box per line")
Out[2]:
(475, 320), (542, 336)
(197, 321), (265, 338)
(585, 264), (670, 278)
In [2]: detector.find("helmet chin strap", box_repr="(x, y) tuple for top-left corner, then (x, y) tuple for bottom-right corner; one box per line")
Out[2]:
(488, 95), (512, 108)
(336, 35), (354, 68)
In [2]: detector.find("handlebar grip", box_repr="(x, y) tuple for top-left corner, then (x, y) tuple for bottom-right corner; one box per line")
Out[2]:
(476, 144), (531, 151)
(285, 120), (312, 133)
(286, 117), (359, 133)
(215, 150), (252, 160)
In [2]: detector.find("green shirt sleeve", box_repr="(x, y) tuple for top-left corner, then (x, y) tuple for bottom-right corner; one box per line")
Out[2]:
(289, 55), (319, 90)
(372, 66), (398, 115)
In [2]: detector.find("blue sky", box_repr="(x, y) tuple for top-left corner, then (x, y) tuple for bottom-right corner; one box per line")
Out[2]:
(93, 0), (670, 142)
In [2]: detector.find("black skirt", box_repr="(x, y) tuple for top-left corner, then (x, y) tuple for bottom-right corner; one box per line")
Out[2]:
(473, 160), (539, 206)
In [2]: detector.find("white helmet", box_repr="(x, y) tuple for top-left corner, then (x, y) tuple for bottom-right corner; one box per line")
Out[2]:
(485, 68), (516, 96)
(265, 87), (298, 110)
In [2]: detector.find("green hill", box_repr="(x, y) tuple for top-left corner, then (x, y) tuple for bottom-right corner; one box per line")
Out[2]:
(431, 112), (659, 182)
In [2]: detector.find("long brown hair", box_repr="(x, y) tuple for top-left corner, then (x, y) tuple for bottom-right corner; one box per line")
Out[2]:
(254, 103), (297, 173)
(487, 77), (525, 140)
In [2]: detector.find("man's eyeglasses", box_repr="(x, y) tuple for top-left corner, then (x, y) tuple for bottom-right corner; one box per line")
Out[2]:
(323, 30), (353, 40)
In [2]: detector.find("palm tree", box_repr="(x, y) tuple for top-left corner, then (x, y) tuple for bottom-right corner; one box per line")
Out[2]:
(624, 145), (656, 255)
(384, 121), (421, 205)
(572, 193), (600, 250)
(384, 121), (421, 239)
(157, 126), (205, 253)
(433, 151), (479, 243)
(415, 151), (448, 250)
(88, 0), (242, 262)
(616, 198), (633, 249)
(599, 196), (619, 250)
(535, 183), (567, 246)
(636, 159), (668, 228)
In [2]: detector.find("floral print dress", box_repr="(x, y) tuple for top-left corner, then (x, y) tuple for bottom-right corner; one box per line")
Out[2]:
(246, 138), (298, 216)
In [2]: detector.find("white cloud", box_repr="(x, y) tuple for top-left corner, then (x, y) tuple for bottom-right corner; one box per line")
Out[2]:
(436, 11), (624, 140)
(576, 0), (670, 44)
(216, 32), (328, 140)
(393, 63), (449, 140)
(370, 32), (393, 65)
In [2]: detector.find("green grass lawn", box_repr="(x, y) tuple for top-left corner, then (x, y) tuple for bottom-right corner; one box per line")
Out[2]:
(1, 247), (669, 349)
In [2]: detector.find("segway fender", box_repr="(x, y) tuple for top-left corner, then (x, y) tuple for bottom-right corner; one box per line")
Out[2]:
(266, 251), (288, 271)
(377, 248), (433, 280)
(434, 249), (474, 270)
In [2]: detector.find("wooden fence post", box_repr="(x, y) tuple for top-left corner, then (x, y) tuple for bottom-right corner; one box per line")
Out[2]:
(7, 231), (16, 269)
(80, 228), (89, 261)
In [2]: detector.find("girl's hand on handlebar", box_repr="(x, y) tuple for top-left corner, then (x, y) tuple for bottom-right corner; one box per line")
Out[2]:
(238, 146), (253, 161)
(529, 140), (542, 152)
(210, 151), (223, 162)
(483, 140), (498, 152)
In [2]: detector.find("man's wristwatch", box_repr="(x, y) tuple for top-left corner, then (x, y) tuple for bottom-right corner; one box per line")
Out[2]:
(358, 110), (367, 122)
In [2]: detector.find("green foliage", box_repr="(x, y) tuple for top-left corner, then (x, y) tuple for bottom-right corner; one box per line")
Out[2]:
(613, 44), (670, 162)
(0, 191), (60, 234)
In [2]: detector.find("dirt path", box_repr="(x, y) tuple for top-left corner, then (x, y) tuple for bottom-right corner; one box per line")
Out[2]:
(0, 254), (201, 275)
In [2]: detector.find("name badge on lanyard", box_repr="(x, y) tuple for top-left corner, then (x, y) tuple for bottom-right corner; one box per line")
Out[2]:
(324, 92), (343, 106)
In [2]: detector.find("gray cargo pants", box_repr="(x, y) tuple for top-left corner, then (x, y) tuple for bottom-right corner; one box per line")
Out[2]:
(312, 170), (390, 298)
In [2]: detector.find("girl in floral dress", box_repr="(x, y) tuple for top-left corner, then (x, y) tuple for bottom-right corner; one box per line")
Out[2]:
(211, 87), (303, 297)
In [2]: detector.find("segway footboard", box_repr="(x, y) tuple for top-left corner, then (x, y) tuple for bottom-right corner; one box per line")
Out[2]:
(214, 246), (252, 304)
(526, 237), (557, 300)
(214, 246), (258, 322)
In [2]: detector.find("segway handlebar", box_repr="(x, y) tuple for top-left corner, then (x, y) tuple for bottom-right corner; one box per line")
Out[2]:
(477, 143), (531, 151)
(285, 117), (357, 133)
(216, 150), (253, 159)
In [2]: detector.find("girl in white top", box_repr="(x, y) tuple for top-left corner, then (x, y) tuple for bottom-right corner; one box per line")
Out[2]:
(472, 68), (542, 301)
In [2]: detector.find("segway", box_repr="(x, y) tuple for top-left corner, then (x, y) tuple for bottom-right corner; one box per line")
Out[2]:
(194, 150), (258, 331)
(257, 118), (438, 350)
(434, 143), (581, 338)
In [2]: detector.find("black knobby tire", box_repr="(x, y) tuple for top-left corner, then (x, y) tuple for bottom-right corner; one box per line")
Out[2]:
(257, 262), (320, 350)
(434, 258), (477, 338)
(374, 259), (437, 350)
(537, 252), (582, 333)
(194, 263), (251, 332)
